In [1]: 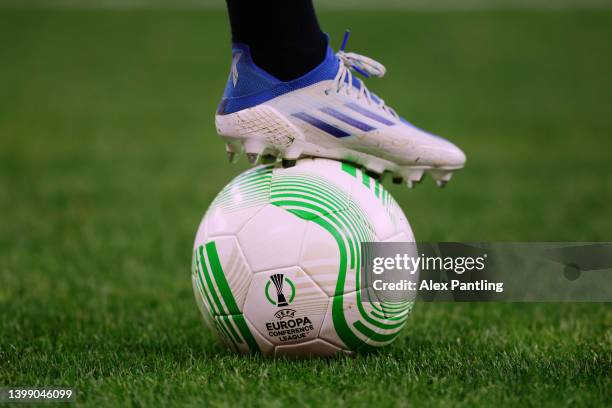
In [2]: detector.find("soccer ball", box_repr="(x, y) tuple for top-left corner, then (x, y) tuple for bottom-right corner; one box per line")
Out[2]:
(192, 158), (415, 357)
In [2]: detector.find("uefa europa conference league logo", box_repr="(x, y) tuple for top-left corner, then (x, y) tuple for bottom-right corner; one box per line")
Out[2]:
(264, 274), (314, 342)
(265, 274), (295, 307)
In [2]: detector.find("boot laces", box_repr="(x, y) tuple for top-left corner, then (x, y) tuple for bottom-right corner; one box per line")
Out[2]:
(325, 30), (398, 119)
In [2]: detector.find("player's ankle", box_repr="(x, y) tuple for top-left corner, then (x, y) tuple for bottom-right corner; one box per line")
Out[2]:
(226, 0), (327, 81)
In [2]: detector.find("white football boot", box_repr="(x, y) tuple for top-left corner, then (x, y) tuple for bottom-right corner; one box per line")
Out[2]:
(215, 32), (466, 188)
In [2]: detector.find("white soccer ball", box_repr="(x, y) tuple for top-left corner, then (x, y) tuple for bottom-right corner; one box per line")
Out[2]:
(192, 158), (415, 357)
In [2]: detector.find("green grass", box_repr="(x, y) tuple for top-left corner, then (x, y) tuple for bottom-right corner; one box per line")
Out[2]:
(1, 8), (611, 407)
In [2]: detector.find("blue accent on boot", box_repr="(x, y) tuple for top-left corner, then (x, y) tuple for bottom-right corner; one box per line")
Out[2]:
(217, 43), (339, 115)
(291, 112), (350, 138)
